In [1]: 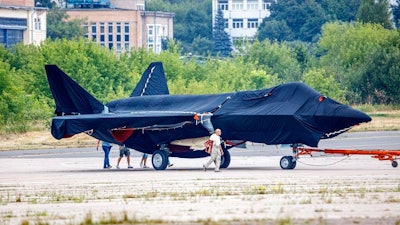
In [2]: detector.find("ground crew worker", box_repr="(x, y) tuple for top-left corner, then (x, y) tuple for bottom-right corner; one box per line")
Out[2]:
(203, 128), (224, 172)
(116, 145), (133, 169)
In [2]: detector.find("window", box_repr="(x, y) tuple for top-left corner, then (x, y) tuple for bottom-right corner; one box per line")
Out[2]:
(137, 4), (144, 10)
(0, 18), (25, 48)
(108, 42), (113, 50)
(108, 22), (113, 33)
(218, 0), (228, 10)
(0, 29), (4, 45)
(263, 0), (272, 9)
(108, 34), (113, 42)
(116, 35), (121, 42)
(0, 17), (27, 27)
(232, 19), (243, 28)
(247, 19), (258, 28)
(100, 35), (105, 42)
(148, 36), (154, 43)
(124, 35), (129, 42)
(100, 22), (105, 33)
(147, 24), (163, 53)
(91, 23), (96, 34)
(247, 0), (258, 10)
(0, 29), (24, 48)
(116, 43), (121, 54)
(224, 19), (228, 28)
(83, 23), (89, 39)
(232, 0), (243, 10)
(124, 22), (129, 33)
(116, 22), (121, 33)
(34, 18), (41, 30)
(7, 29), (24, 47)
(124, 43), (130, 52)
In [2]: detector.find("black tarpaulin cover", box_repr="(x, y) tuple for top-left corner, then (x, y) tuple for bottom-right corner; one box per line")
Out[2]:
(130, 62), (169, 97)
(46, 64), (371, 154)
(45, 65), (104, 115)
(50, 82), (371, 150)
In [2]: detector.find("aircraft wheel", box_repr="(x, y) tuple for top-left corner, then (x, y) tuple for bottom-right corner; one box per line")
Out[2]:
(152, 150), (168, 170)
(220, 149), (231, 168)
(280, 156), (296, 170)
(392, 161), (398, 168)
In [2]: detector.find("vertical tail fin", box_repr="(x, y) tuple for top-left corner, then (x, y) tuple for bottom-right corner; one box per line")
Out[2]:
(45, 65), (106, 115)
(130, 62), (169, 97)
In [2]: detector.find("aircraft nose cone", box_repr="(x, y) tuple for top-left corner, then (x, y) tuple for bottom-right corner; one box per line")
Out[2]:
(313, 101), (371, 137)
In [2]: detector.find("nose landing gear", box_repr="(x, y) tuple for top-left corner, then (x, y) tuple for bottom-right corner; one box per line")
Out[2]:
(280, 156), (297, 169)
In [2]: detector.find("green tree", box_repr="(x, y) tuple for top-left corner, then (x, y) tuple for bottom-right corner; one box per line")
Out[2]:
(356, 0), (393, 29)
(191, 36), (214, 56)
(259, 0), (327, 42)
(256, 20), (294, 42)
(318, 22), (400, 104)
(258, 0), (366, 42)
(212, 8), (232, 57)
(0, 60), (28, 133)
(302, 68), (345, 101)
(318, 0), (361, 22)
(47, 8), (87, 40)
(358, 42), (400, 104)
(243, 40), (302, 82)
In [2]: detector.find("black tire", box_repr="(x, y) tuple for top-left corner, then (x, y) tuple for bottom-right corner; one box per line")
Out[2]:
(290, 160), (297, 169)
(280, 156), (296, 170)
(220, 149), (231, 169)
(152, 150), (168, 170)
(392, 161), (398, 168)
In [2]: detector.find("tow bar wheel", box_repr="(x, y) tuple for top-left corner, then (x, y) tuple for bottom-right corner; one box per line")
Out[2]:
(280, 156), (296, 170)
(392, 161), (398, 168)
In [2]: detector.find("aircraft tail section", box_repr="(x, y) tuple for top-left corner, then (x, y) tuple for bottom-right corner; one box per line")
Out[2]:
(45, 65), (106, 115)
(130, 62), (169, 97)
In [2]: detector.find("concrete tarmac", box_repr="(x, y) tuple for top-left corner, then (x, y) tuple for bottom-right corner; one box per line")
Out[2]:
(0, 131), (399, 224)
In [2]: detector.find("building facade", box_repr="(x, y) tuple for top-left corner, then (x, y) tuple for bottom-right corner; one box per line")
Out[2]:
(212, 0), (272, 43)
(0, 0), (47, 48)
(66, 0), (174, 54)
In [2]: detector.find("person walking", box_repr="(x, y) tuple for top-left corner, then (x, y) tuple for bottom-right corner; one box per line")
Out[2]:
(116, 145), (133, 169)
(203, 129), (223, 172)
(96, 140), (112, 169)
(140, 153), (149, 168)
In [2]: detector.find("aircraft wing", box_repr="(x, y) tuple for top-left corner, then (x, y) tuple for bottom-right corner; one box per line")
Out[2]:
(51, 111), (200, 141)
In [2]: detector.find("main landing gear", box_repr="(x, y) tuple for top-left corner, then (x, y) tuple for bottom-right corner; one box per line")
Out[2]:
(220, 148), (231, 168)
(152, 144), (171, 170)
(152, 150), (169, 170)
(151, 144), (232, 170)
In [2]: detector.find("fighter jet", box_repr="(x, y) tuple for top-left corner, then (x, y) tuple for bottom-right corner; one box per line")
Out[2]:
(45, 62), (371, 170)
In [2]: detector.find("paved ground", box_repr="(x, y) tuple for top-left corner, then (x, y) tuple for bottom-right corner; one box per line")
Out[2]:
(0, 131), (400, 225)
